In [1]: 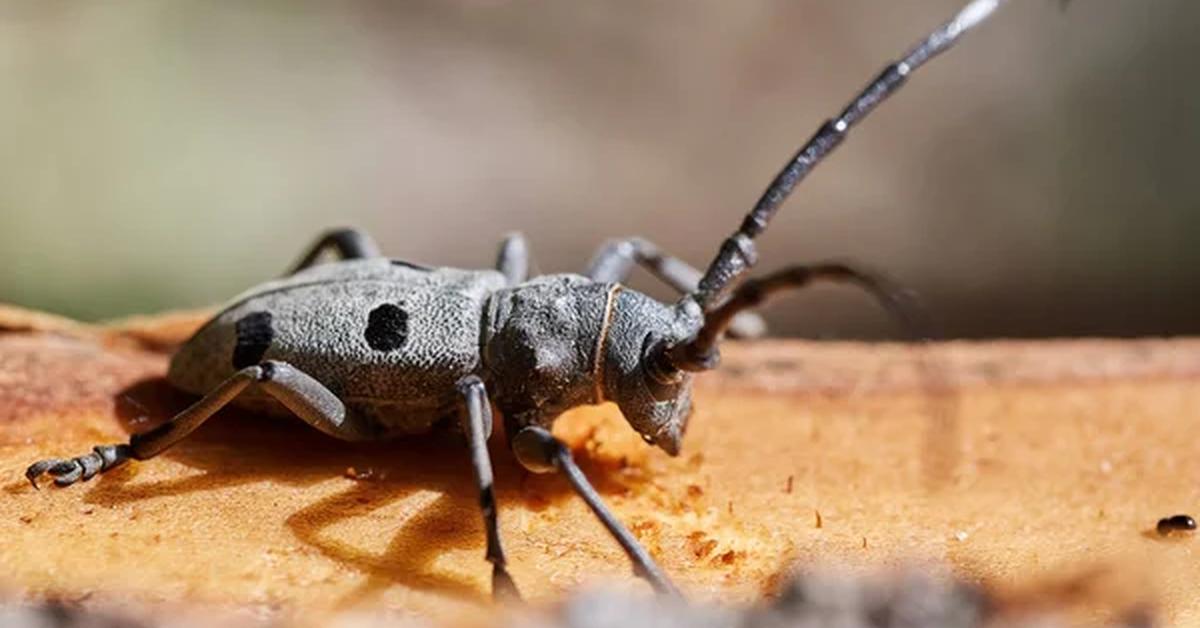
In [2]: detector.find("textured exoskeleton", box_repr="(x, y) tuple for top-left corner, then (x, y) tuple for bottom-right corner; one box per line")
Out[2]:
(25, 0), (1012, 600)
(169, 258), (699, 453)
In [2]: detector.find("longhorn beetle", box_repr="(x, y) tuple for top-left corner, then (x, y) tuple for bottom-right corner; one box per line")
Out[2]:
(26, 0), (1010, 600)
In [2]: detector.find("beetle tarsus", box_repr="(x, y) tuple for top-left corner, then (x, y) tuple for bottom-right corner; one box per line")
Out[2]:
(492, 564), (522, 602)
(24, 458), (61, 490)
(25, 444), (133, 489)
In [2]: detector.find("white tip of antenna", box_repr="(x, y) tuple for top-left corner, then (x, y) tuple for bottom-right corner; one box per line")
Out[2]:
(955, 0), (1007, 34)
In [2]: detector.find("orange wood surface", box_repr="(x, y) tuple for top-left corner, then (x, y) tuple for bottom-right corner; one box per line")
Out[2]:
(1, 305), (1197, 625)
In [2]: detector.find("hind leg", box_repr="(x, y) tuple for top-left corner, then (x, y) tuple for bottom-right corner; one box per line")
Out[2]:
(25, 361), (371, 489)
(287, 227), (382, 275)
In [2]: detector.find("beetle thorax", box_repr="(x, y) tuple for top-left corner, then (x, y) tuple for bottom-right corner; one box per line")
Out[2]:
(481, 274), (703, 456)
(481, 274), (614, 425)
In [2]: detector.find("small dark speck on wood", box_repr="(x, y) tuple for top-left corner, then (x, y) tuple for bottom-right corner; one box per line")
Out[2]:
(1156, 514), (1196, 536)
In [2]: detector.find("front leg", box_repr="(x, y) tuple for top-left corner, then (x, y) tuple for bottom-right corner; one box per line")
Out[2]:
(510, 425), (680, 597)
(455, 375), (521, 600)
(586, 237), (765, 339)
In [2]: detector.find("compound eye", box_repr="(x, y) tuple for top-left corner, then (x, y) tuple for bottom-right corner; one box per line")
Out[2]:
(641, 335), (683, 399)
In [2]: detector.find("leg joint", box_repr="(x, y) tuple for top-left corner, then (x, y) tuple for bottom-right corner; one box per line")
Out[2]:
(256, 361), (281, 382)
(478, 484), (497, 517)
(455, 374), (485, 396)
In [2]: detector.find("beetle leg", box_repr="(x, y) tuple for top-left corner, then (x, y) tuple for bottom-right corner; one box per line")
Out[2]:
(286, 227), (382, 275)
(586, 237), (766, 339)
(455, 375), (521, 601)
(511, 425), (681, 597)
(24, 444), (133, 490)
(25, 361), (371, 489)
(495, 232), (530, 286)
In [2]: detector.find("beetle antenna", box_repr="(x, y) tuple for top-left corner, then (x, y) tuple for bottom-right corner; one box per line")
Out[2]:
(690, 0), (1009, 313)
(666, 262), (929, 372)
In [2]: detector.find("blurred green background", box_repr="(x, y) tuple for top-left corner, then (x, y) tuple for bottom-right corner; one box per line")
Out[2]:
(1, 1), (1197, 338)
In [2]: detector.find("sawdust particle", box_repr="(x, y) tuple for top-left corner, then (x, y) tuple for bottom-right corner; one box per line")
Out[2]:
(686, 531), (718, 559)
(631, 520), (658, 536)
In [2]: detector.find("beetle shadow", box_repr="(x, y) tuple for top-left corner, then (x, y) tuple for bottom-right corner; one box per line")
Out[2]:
(81, 376), (636, 604)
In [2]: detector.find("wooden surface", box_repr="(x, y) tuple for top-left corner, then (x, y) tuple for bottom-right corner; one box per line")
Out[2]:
(1, 304), (1199, 625)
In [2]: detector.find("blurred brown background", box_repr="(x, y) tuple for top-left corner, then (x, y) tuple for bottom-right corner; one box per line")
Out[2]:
(1, 1), (1197, 338)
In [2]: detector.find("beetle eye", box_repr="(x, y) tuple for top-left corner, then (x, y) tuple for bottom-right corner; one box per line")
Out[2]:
(641, 335), (683, 391)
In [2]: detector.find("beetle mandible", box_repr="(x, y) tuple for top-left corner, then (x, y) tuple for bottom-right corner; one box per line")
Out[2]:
(26, 0), (1010, 599)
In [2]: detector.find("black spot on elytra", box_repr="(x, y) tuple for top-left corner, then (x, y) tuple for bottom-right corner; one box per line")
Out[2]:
(365, 303), (408, 352)
(233, 311), (274, 369)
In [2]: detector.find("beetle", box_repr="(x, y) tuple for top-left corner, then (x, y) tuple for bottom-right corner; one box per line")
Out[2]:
(25, 0), (1009, 600)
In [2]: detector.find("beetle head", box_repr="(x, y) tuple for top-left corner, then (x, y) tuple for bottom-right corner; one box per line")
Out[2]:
(601, 289), (704, 456)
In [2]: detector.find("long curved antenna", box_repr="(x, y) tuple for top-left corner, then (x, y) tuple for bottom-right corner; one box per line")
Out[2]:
(667, 262), (929, 372)
(692, 0), (1009, 311)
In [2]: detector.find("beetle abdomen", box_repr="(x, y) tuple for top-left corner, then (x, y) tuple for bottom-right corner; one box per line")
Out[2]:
(168, 259), (506, 437)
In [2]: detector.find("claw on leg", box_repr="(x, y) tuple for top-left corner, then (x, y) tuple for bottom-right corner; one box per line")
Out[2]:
(492, 564), (522, 602)
(48, 460), (83, 486)
(24, 459), (63, 490)
(25, 444), (132, 490)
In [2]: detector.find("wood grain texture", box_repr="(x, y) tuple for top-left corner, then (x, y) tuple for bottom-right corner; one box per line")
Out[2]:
(0, 304), (1197, 625)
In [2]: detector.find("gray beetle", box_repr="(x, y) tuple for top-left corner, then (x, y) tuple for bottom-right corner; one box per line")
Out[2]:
(26, 0), (1009, 600)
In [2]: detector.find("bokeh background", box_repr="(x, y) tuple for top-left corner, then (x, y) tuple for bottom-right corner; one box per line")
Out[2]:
(1, 1), (1197, 338)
